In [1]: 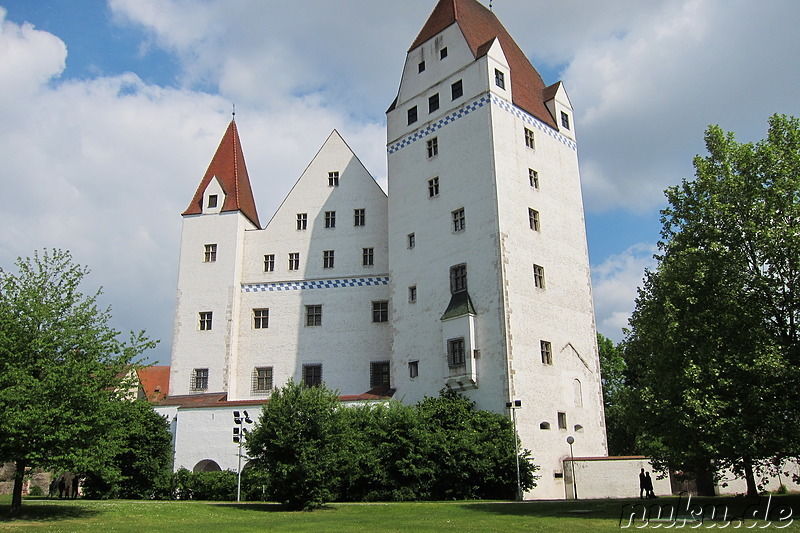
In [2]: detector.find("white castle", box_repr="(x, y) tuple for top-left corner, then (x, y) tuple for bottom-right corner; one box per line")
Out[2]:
(156, 0), (609, 499)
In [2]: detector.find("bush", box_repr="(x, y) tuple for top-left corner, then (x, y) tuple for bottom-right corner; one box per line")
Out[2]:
(170, 469), (237, 501)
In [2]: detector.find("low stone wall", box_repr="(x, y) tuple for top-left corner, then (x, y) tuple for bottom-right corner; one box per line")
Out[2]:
(563, 456), (671, 500)
(0, 462), (56, 496)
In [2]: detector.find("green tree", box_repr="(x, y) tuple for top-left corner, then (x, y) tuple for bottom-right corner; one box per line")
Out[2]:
(623, 115), (800, 496)
(0, 250), (157, 516)
(597, 333), (636, 456)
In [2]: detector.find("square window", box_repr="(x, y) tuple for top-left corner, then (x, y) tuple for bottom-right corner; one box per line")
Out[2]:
(252, 366), (273, 393)
(199, 311), (212, 331)
(428, 177), (439, 198)
(452, 207), (465, 232)
(428, 93), (440, 113)
(253, 308), (269, 329)
(451, 79), (463, 100)
(418, 60), (426, 73)
(408, 106), (418, 125)
(191, 368), (208, 391)
(306, 305), (322, 327)
(525, 128), (535, 149)
(204, 244), (217, 263)
(325, 211), (336, 228)
(440, 47), (448, 59)
(264, 254), (275, 272)
(495, 69), (505, 89)
(370, 361), (390, 388)
(529, 208), (540, 231)
(450, 263), (467, 294)
(409, 360), (419, 378)
(362, 247), (374, 267)
(529, 169), (539, 189)
(558, 411), (567, 430)
(408, 285), (417, 303)
(427, 137), (438, 158)
(296, 213), (308, 230)
(303, 364), (322, 387)
(533, 264), (546, 289)
(207, 194), (218, 208)
(541, 340), (553, 365)
(408, 233), (415, 249)
(354, 208), (366, 226)
(447, 337), (466, 368)
(288, 252), (300, 271)
(372, 301), (389, 323)
(561, 111), (570, 130)
(323, 250), (335, 269)
(328, 171), (340, 187)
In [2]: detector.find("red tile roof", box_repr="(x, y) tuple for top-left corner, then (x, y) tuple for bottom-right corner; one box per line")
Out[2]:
(182, 120), (261, 228)
(155, 390), (394, 409)
(136, 365), (170, 402)
(409, 0), (557, 129)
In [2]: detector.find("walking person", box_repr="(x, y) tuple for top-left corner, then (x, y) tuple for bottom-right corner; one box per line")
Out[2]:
(639, 468), (647, 499)
(645, 471), (656, 499)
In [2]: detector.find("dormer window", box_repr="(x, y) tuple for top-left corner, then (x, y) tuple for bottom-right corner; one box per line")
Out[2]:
(561, 111), (570, 130)
(207, 195), (218, 208)
(495, 69), (505, 90)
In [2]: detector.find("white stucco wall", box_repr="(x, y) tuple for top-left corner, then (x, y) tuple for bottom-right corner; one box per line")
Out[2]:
(563, 458), (671, 500)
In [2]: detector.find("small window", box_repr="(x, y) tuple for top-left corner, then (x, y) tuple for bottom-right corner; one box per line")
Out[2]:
(418, 60), (426, 73)
(354, 208), (366, 226)
(370, 361), (390, 388)
(428, 93), (440, 113)
(252, 366), (273, 393)
(451, 79), (463, 100)
(450, 263), (467, 294)
(452, 207), (465, 232)
(409, 360), (419, 378)
(554, 472), (564, 479)
(328, 171), (340, 187)
(440, 47), (448, 59)
(408, 285), (417, 303)
(253, 308), (269, 329)
(191, 368), (209, 391)
(495, 69), (505, 89)
(199, 311), (212, 331)
(529, 208), (540, 231)
(325, 211), (336, 228)
(204, 244), (217, 263)
(525, 128), (535, 149)
(408, 233), (416, 249)
(541, 340), (552, 365)
(428, 177), (439, 198)
(306, 305), (322, 327)
(207, 195), (218, 208)
(323, 250), (335, 269)
(302, 364), (322, 387)
(296, 213), (308, 230)
(574, 379), (583, 407)
(362, 247), (374, 267)
(557, 412), (567, 430)
(264, 254), (275, 272)
(288, 252), (300, 271)
(534, 264), (546, 289)
(447, 337), (466, 368)
(574, 424), (584, 432)
(408, 106), (418, 125)
(529, 169), (539, 189)
(539, 421), (551, 430)
(427, 137), (438, 158)
(561, 111), (570, 130)
(372, 301), (389, 323)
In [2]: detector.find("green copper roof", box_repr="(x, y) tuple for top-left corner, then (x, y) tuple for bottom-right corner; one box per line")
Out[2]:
(441, 290), (476, 321)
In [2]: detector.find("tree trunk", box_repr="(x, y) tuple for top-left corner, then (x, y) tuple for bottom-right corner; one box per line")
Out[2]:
(9, 458), (27, 518)
(694, 465), (717, 497)
(743, 458), (758, 497)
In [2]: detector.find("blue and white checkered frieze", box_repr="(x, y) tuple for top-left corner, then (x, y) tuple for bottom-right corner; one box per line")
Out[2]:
(242, 276), (390, 293)
(387, 94), (576, 154)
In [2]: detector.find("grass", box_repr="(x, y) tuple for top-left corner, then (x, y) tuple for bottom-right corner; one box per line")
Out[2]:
(2, 495), (800, 532)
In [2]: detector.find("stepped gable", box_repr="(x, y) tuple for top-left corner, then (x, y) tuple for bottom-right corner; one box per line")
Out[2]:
(409, 0), (557, 129)
(182, 119), (261, 228)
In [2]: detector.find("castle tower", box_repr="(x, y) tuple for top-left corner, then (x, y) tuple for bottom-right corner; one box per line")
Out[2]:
(386, 0), (607, 497)
(169, 119), (260, 398)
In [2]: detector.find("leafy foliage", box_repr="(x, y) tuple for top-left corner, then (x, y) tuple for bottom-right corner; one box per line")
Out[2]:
(597, 333), (636, 456)
(170, 468), (238, 501)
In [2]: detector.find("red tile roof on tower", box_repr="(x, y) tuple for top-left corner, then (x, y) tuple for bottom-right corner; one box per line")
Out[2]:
(409, 0), (557, 129)
(182, 119), (261, 228)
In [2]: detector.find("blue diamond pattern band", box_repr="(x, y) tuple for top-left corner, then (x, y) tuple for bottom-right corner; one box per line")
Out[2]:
(243, 276), (390, 293)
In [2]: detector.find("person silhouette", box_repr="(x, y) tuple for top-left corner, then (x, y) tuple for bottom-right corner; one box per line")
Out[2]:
(639, 468), (646, 499)
(57, 477), (66, 499)
(71, 476), (79, 499)
(645, 471), (656, 498)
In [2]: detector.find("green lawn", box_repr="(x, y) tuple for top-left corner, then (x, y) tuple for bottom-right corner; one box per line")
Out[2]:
(2, 495), (800, 532)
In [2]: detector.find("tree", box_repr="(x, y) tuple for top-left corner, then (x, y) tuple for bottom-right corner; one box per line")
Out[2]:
(0, 250), (156, 516)
(597, 333), (636, 456)
(623, 115), (800, 496)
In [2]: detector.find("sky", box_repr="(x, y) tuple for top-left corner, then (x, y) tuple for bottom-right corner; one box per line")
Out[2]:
(0, 0), (798, 364)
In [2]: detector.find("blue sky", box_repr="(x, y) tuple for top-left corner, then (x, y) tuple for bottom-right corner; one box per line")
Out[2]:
(1, 0), (798, 363)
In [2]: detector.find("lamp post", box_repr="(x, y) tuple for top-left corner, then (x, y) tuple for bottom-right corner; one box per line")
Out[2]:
(566, 435), (577, 499)
(233, 410), (253, 502)
(505, 399), (522, 500)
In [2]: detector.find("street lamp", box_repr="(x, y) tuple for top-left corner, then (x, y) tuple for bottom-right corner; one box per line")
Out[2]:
(233, 410), (253, 502)
(505, 399), (522, 501)
(566, 435), (577, 499)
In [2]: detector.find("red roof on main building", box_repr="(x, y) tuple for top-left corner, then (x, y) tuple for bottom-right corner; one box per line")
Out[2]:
(182, 120), (261, 228)
(409, 0), (557, 129)
(136, 365), (170, 402)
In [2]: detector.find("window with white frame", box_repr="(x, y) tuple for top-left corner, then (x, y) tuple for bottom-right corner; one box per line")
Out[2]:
(325, 211), (336, 228)
(428, 177), (439, 198)
(306, 305), (322, 326)
(252, 366), (273, 393)
(191, 368), (208, 391)
(264, 254), (275, 272)
(529, 168), (539, 189)
(199, 311), (212, 331)
(288, 252), (300, 271)
(495, 69), (505, 89)
(452, 207), (465, 232)
(370, 361), (390, 388)
(529, 208), (540, 231)
(524, 128), (535, 149)
(354, 208), (365, 226)
(328, 171), (339, 187)
(253, 308), (269, 329)
(296, 213), (307, 230)
(541, 340), (553, 365)
(362, 247), (374, 267)
(533, 264), (546, 289)
(323, 250), (335, 269)
(204, 244), (217, 263)
(561, 111), (570, 130)
(372, 301), (388, 323)
(207, 194), (218, 208)
(427, 137), (438, 158)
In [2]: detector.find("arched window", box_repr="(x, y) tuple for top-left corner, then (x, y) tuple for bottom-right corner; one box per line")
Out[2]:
(539, 421), (551, 430)
(573, 379), (583, 407)
(193, 459), (222, 473)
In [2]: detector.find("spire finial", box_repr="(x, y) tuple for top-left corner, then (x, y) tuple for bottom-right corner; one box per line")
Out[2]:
(489, 0), (493, 10)
(232, 102), (236, 119)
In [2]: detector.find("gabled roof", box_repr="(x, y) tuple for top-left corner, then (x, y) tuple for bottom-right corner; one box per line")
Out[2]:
(182, 119), (261, 228)
(409, 0), (557, 129)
